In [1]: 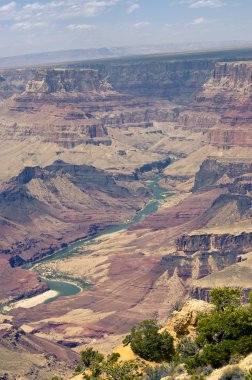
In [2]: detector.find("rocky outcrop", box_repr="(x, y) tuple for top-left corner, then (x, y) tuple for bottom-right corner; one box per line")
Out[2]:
(25, 68), (100, 93)
(206, 61), (252, 95)
(100, 107), (178, 126)
(0, 68), (181, 148)
(165, 299), (215, 338)
(193, 157), (252, 191)
(0, 256), (48, 305)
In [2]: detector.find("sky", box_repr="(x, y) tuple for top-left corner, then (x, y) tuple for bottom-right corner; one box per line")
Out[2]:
(0, 0), (251, 57)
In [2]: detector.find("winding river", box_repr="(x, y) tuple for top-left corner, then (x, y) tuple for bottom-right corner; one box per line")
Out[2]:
(26, 174), (172, 305)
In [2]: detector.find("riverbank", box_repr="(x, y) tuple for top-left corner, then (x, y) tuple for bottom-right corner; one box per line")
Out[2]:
(24, 174), (171, 305)
(4, 290), (59, 311)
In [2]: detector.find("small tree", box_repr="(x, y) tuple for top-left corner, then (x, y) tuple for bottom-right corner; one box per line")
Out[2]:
(81, 347), (104, 368)
(210, 288), (242, 312)
(123, 319), (174, 362)
(107, 352), (121, 365)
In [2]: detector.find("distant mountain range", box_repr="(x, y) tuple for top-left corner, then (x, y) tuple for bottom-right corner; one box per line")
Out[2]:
(0, 40), (251, 68)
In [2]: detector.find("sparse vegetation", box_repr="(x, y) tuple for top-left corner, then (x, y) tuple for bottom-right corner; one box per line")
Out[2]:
(74, 289), (252, 380)
(75, 348), (143, 380)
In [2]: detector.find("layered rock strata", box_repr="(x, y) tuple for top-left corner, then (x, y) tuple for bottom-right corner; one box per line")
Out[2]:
(0, 68), (179, 149)
(179, 62), (252, 147)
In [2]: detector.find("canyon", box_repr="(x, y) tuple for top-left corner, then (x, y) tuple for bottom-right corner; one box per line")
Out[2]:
(0, 49), (251, 379)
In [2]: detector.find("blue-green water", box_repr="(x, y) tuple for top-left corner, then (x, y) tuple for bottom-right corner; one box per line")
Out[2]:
(26, 175), (173, 304)
(42, 280), (81, 304)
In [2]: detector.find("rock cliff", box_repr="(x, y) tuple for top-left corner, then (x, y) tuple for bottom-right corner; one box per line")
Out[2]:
(0, 54), (252, 366)
(176, 232), (252, 255)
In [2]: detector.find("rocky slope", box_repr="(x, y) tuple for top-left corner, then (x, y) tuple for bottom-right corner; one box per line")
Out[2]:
(25, 68), (100, 93)
(174, 156), (252, 299)
(0, 159), (151, 303)
(0, 314), (78, 380)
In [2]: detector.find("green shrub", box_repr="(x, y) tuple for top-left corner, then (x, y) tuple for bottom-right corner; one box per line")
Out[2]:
(107, 352), (121, 365)
(184, 288), (252, 372)
(201, 341), (233, 368)
(123, 320), (174, 363)
(81, 347), (104, 368)
(185, 353), (207, 373)
(210, 288), (242, 312)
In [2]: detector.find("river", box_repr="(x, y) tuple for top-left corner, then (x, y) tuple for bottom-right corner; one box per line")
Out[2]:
(26, 174), (172, 305)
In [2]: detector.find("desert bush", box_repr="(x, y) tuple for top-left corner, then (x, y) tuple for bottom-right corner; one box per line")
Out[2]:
(177, 337), (199, 361)
(219, 366), (245, 380)
(123, 320), (174, 363)
(81, 347), (104, 368)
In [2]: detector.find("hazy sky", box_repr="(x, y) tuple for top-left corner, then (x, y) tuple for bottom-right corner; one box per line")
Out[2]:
(0, 0), (251, 57)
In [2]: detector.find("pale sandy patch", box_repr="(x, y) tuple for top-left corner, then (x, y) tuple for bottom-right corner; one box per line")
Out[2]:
(4, 290), (58, 311)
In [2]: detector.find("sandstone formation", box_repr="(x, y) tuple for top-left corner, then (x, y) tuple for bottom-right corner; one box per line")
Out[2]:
(164, 299), (215, 339)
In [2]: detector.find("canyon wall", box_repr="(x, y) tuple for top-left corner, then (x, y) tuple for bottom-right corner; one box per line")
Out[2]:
(0, 58), (216, 103)
(0, 68), (179, 149)
(76, 59), (215, 102)
(179, 61), (252, 147)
